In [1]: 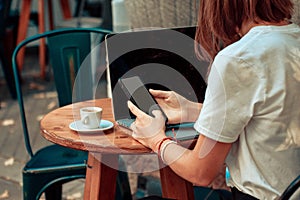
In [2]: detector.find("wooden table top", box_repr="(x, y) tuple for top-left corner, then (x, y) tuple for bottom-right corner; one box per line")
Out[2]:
(41, 98), (196, 155)
(40, 98), (151, 154)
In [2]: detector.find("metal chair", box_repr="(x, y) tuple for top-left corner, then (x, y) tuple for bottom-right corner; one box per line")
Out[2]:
(12, 27), (132, 200)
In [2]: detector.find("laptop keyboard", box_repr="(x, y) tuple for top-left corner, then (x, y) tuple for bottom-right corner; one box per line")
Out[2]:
(117, 119), (199, 140)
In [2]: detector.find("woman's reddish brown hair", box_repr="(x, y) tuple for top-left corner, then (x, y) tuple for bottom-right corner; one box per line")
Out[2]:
(195, 0), (294, 62)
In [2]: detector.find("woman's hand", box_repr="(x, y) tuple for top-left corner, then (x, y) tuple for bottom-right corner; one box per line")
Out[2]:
(127, 101), (167, 151)
(150, 89), (202, 124)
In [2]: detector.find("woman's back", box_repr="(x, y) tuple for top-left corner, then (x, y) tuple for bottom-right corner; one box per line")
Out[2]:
(213, 23), (300, 199)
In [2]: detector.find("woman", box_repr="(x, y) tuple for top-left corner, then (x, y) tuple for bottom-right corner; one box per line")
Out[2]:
(128, 0), (300, 199)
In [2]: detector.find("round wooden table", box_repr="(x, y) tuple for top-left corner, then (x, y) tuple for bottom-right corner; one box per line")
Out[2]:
(40, 98), (195, 200)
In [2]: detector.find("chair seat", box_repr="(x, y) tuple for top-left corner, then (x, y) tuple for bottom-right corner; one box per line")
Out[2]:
(22, 145), (87, 199)
(24, 144), (88, 174)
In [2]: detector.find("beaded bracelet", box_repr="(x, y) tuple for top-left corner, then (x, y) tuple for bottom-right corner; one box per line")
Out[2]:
(160, 140), (177, 164)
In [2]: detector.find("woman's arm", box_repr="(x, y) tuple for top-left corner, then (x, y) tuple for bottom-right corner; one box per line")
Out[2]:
(161, 134), (231, 186)
(128, 100), (231, 186)
(150, 89), (202, 124)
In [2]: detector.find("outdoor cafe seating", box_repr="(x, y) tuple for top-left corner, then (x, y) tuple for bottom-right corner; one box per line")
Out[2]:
(2, 0), (299, 199)
(11, 27), (132, 200)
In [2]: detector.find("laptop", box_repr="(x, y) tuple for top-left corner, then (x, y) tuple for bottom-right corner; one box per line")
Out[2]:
(105, 26), (209, 140)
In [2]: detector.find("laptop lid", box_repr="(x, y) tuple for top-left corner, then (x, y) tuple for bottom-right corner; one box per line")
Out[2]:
(105, 26), (208, 125)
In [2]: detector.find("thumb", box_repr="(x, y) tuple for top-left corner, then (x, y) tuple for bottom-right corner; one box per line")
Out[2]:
(128, 101), (147, 118)
(152, 110), (165, 120)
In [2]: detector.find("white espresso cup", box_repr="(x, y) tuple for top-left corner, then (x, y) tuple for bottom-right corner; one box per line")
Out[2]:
(80, 107), (102, 129)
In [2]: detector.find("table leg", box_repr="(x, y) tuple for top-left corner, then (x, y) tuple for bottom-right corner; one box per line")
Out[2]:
(47, 0), (54, 30)
(37, 0), (46, 79)
(159, 164), (195, 200)
(16, 0), (31, 72)
(59, 0), (72, 19)
(84, 153), (118, 200)
(17, 0), (49, 79)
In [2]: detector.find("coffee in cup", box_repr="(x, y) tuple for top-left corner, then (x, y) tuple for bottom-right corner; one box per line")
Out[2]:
(80, 107), (102, 129)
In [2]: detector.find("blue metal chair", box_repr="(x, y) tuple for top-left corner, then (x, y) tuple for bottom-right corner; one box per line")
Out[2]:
(12, 27), (132, 200)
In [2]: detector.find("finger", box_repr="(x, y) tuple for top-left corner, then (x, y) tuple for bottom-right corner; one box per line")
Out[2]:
(152, 110), (167, 127)
(152, 110), (164, 120)
(149, 89), (170, 99)
(127, 101), (147, 118)
(130, 124), (144, 139)
(130, 122), (142, 138)
(129, 120), (136, 132)
(132, 131), (144, 139)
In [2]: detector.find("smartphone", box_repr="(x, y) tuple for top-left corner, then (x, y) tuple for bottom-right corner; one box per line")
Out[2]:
(118, 76), (168, 122)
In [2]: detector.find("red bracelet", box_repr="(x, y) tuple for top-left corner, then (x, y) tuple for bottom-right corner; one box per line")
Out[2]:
(156, 137), (172, 153)
(156, 137), (173, 156)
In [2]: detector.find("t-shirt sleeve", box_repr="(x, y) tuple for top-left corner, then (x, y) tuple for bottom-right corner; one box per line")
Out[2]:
(194, 54), (265, 143)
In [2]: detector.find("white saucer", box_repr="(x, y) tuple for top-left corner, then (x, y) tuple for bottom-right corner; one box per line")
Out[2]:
(69, 120), (114, 133)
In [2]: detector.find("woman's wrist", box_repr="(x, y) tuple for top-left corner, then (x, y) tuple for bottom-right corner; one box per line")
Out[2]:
(183, 101), (202, 122)
(154, 136), (178, 164)
(150, 131), (168, 153)
(154, 137), (173, 153)
(160, 139), (177, 164)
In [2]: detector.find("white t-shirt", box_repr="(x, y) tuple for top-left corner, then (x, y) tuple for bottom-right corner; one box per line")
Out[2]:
(194, 24), (300, 199)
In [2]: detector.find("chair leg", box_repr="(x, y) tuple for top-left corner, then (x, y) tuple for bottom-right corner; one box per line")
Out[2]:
(16, 0), (31, 72)
(23, 174), (63, 200)
(116, 171), (133, 200)
(37, 0), (47, 79)
(59, 0), (72, 19)
(45, 182), (63, 200)
(17, 0), (52, 79)
(0, 38), (17, 99)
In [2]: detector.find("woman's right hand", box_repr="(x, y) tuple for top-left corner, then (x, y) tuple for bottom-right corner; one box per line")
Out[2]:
(149, 89), (202, 124)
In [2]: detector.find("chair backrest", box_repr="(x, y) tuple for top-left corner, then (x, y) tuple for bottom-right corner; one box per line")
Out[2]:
(12, 27), (112, 157)
(47, 31), (99, 106)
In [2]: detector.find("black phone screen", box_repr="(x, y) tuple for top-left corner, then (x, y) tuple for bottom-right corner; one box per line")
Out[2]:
(119, 76), (168, 121)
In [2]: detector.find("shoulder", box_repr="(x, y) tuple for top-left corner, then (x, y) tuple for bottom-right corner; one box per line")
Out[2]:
(218, 24), (300, 60)
(213, 25), (300, 78)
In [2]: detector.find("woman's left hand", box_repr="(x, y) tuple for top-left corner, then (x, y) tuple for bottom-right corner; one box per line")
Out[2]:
(127, 101), (167, 151)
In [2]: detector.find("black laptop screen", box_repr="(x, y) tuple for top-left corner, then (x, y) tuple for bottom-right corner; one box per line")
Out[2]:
(105, 26), (208, 120)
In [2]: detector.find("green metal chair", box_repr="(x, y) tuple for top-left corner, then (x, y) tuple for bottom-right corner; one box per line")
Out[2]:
(12, 28), (132, 200)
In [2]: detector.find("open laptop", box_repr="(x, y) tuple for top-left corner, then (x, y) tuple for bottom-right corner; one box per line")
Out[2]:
(105, 26), (209, 140)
